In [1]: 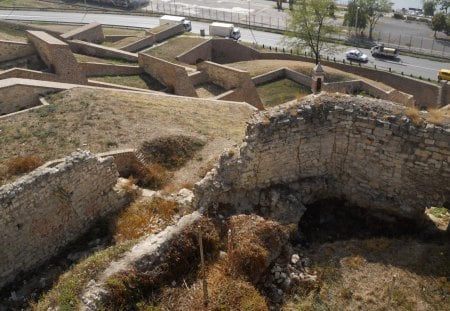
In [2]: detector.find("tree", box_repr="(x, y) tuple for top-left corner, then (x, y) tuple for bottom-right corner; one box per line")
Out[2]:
(285, 0), (338, 64)
(431, 12), (447, 36)
(343, 0), (368, 35)
(364, 0), (393, 40)
(438, 0), (450, 13)
(423, 1), (436, 16)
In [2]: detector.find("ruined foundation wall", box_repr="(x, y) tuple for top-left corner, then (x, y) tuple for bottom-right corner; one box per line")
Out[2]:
(0, 151), (126, 289)
(194, 94), (450, 221)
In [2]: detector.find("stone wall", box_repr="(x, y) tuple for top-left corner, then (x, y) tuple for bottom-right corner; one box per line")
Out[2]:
(177, 39), (212, 64)
(0, 78), (66, 115)
(178, 40), (447, 107)
(26, 31), (86, 83)
(0, 40), (36, 62)
(81, 62), (143, 77)
(194, 94), (450, 224)
(0, 151), (127, 289)
(120, 35), (156, 52)
(260, 53), (442, 108)
(197, 61), (263, 109)
(61, 22), (105, 43)
(177, 39), (260, 65)
(0, 68), (60, 82)
(151, 23), (185, 43)
(323, 80), (415, 106)
(138, 53), (197, 97)
(68, 40), (138, 62)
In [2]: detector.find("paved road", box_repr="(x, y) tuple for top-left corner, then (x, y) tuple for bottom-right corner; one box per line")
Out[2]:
(0, 9), (445, 80)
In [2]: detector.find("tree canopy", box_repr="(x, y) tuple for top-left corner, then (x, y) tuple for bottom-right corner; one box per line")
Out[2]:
(364, 0), (393, 40)
(343, 0), (368, 35)
(431, 12), (448, 36)
(284, 0), (338, 64)
(423, 1), (436, 16)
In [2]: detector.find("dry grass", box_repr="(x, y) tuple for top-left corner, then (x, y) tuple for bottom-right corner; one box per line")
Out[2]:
(257, 78), (311, 107)
(91, 74), (165, 91)
(0, 88), (254, 186)
(173, 261), (269, 311)
(113, 197), (179, 242)
(6, 155), (44, 175)
(406, 106), (423, 126)
(426, 108), (448, 126)
(284, 238), (450, 311)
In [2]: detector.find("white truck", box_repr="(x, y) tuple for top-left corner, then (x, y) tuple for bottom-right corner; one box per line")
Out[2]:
(209, 22), (241, 40)
(159, 15), (192, 32)
(370, 44), (399, 58)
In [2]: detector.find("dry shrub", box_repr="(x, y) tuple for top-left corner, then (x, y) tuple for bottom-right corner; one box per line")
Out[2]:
(115, 154), (172, 189)
(138, 136), (205, 169)
(405, 107), (422, 126)
(174, 261), (269, 311)
(6, 155), (44, 175)
(426, 108), (445, 126)
(106, 217), (220, 309)
(113, 197), (179, 242)
(226, 215), (289, 283)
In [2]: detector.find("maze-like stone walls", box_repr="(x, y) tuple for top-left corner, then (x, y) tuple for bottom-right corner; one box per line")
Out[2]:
(194, 94), (450, 224)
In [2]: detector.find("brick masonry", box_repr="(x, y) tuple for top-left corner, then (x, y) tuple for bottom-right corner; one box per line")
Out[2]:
(61, 22), (105, 43)
(26, 31), (86, 84)
(194, 94), (450, 224)
(0, 40), (36, 62)
(179, 40), (448, 107)
(138, 53), (197, 97)
(0, 150), (127, 289)
(197, 61), (263, 109)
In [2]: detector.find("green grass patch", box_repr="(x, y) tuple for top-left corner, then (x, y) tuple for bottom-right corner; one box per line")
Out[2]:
(430, 207), (449, 218)
(91, 74), (165, 91)
(257, 78), (311, 107)
(74, 53), (136, 65)
(33, 240), (136, 310)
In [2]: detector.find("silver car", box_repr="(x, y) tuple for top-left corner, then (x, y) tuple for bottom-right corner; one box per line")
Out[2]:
(345, 49), (369, 63)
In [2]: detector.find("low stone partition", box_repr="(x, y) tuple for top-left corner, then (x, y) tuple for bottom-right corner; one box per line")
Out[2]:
(0, 150), (127, 289)
(178, 39), (447, 107)
(323, 80), (415, 106)
(177, 39), (260, 65)
(194, 94), (450, 225)
(0, 78), (70, 115)
(150, 23), (185, 43)
(61, 22), (105, 43)
(0, 40), (36, 62)
(177, 39), (212, 64)
(197, 61), (263, 109)
(81, 62), (143, 77)
(252, 68), (312, 87)
(0, 68), (60, 82)
(120, 35), (156, 52)
(138, 53), (197, 97)
(26, 31), (86, 83)
(68, 40), (138, 62)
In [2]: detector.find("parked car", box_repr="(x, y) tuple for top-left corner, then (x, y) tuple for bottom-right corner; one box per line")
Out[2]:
(345, 49), (369, 62)
(438, 69), (450, 81)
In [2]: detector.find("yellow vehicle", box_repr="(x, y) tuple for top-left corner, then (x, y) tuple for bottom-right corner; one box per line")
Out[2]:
(438, 69), (450, 81)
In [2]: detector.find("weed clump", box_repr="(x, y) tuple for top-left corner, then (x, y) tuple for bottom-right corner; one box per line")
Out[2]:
(405, 107), (423, 126)
(113, 197), (179, 242)
(6, 155), (44, 175)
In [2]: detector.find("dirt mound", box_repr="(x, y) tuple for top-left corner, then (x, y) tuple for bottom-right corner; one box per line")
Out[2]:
(137, 135), (205, 169)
